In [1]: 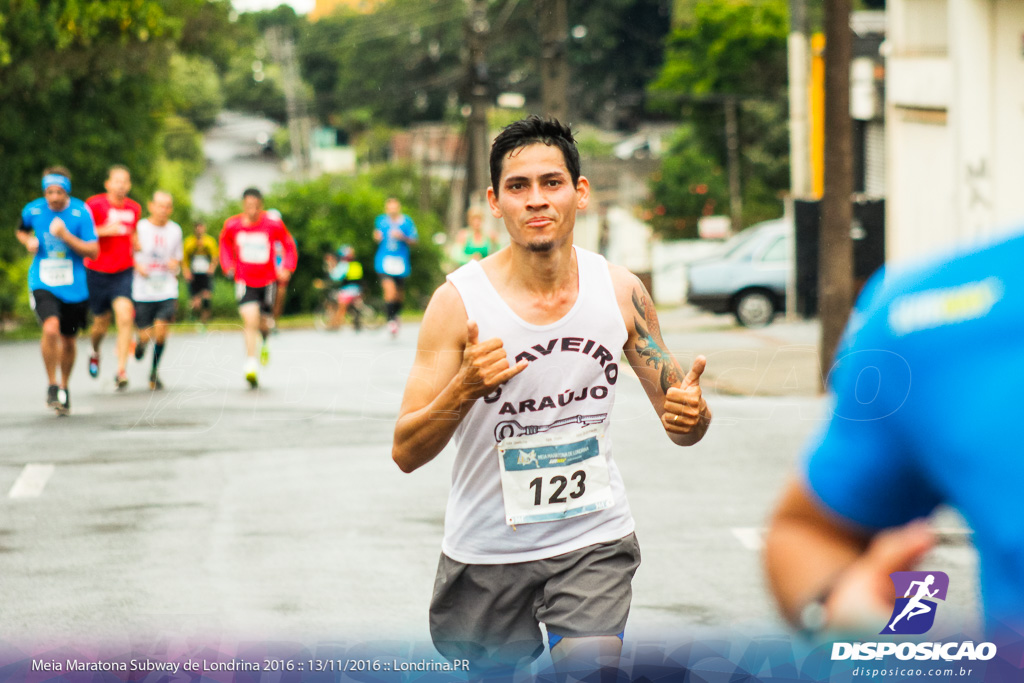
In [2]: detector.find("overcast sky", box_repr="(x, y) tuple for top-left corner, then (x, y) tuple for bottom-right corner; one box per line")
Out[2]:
(232, 0), (315, 15)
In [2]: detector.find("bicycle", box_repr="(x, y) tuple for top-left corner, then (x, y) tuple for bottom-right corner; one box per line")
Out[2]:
(313, 287), (385, 332)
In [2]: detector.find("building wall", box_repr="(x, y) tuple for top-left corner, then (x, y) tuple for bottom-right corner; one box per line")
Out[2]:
(886, 0), (1024, 263)
(991, 1), (1024, 230)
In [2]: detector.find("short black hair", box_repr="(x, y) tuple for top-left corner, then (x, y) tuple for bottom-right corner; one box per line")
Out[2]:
(489, 116), (580, 195)
(242, 187), (263, 200)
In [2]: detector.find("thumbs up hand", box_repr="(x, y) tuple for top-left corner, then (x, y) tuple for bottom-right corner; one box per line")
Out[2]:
(662, 355), (709, 435)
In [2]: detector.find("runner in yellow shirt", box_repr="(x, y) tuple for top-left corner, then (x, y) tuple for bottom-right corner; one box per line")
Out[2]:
(182, 221), (219, 328)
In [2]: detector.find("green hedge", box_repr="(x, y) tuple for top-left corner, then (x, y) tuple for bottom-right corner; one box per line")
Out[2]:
(200, 167), (447, 316)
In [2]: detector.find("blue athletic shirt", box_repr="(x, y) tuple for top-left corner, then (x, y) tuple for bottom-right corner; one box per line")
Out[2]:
(22, 197), (97, 303)
(804, 227), (1024, 634)
(373, 213), (417, 278)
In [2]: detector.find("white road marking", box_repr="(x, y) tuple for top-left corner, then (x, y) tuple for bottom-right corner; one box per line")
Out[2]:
(8, 464), (55, 499)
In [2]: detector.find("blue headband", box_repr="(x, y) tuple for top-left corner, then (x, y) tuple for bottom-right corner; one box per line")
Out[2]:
(42, 174), (71, 194)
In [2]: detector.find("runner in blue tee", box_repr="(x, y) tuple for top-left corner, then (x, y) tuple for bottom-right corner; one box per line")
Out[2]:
(764, 227), (1024, 641)
(373, 197), (418, 337)
(16, 167), (99, 415)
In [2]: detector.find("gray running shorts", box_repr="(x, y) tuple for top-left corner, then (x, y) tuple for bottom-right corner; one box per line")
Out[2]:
(429, 532), (641, 672)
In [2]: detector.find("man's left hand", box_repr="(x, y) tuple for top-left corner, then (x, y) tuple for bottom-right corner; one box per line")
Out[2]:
(662, 356), (707, 434)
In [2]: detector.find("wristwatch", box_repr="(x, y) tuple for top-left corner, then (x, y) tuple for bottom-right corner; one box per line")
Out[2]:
(798, 595), (830, 637)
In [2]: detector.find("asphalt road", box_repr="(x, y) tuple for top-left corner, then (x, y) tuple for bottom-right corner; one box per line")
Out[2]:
(0, 316), (980, 661)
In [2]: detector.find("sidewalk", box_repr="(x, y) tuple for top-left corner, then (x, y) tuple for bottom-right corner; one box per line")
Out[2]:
(657, 305), (825, 398)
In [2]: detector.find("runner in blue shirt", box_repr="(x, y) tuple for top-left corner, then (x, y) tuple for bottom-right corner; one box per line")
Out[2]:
(764, 228), (1024, 642)
(16, 167), (99, 416)
(373, 197), (418, 337)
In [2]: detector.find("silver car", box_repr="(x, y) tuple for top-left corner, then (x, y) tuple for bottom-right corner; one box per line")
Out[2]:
(685, 219), (792, 327)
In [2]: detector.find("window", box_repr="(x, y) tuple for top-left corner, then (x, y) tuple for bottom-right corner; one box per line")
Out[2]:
(760, 236), (790, 262)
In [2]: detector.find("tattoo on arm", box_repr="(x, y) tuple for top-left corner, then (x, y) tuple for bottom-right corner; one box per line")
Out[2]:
(632, 288), (684, 393)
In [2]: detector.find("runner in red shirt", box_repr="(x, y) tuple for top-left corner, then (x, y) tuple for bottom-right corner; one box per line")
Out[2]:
(85, 165), (142, 390)
(219, 188), (297, 388)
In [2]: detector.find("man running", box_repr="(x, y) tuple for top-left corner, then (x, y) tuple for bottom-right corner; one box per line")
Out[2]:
(132, 191), (183, 391)
(373, 197), (417, 336)
(762, 224), (1024, 643)
(85, 164), (142, 390)
(16, 167), (98, 415)
(182, 221), (218, 328)
(219, 188), (297, 388)
(392, 117), (712, 679)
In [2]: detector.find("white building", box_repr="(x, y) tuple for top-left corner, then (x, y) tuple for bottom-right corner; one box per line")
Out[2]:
(886, 0), (1024, 263)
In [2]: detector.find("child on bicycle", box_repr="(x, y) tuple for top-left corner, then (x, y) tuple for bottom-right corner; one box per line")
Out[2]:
(322, 245), (364, 330)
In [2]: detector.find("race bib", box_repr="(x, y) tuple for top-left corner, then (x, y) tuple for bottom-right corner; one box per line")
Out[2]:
(238, 232), (270, 264)
(39, 258), (74, 287)
(497, 423), (614, 526)
(381, 255), (406, 277)
(191, 255), (210, 274)
(147, 266), (169, 288)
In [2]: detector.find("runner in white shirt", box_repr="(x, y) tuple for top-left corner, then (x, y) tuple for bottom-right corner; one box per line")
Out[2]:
(132, 191), (183, 390)
(392, 117), (713, 680)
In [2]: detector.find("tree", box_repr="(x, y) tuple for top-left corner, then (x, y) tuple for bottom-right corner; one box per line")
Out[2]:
(295, 0), (673, 134)
(645, 125), (729, 237)
(0, 0), (193, 324)
(169, 53), (225, 130)
(651, 0), (788, 99)
(298, 0), (465, 128)
(0, 0), (232, 326)
(647, 0), (790, 234)
(564, 0), (672, 127)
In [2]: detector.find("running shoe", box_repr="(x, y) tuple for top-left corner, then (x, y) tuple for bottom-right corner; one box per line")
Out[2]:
(88, 353), (100, 378)
(115, 372), (129, 391)
(46, 384), (60, 409)
(388, 319), (399, 337)
(134, 339), (147, 361)
(245, 358), (259, 389)
(149, 371), (163, 391)
(56, 387), (70, 416)
(259, 342), (270, 366)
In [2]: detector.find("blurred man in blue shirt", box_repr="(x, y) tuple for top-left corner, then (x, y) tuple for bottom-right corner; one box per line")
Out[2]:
(373, 197), (418, 337)
(16, 167), (99, 415)
(765, 228), (1024, 642)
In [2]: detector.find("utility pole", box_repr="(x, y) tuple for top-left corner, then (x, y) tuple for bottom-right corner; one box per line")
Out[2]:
(819, 0), (854, 385)
(266, 26), (312, 180)
(465, 0), (491, 207)
(788, 0), (811, 198)
(724, 96), (743, 234)
(536, 0), (569, 121)
(786, 0), (810, 319)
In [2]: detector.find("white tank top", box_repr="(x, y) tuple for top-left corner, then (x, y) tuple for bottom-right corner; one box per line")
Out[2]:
(443, 246), (635, 564)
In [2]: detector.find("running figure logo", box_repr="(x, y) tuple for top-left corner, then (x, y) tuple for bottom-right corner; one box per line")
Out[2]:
(883, 571), (949, 635)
